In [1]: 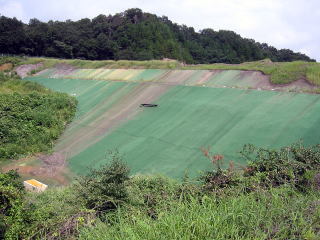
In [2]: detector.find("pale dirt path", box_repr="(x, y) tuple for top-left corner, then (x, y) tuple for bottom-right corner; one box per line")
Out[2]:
(15, 63), (43, 78)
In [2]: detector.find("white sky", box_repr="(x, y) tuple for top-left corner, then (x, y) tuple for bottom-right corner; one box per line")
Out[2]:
(0, 0), (319, 61)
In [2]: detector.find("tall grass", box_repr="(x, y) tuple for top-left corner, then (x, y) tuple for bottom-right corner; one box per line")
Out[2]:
(67, 59), (181, 69)
(4, 144), (320, 239)
(0, 72), (77, 160)
(79, 187), (320, 240)
(307, 63), (320, 85)
(184, 60), (311, 85)
(19, 58), (181, 70)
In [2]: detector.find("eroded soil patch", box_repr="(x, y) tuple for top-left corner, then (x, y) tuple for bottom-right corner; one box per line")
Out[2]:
(15, 63), (43, 78)
(1, 153), (71, 185)
(0, 63), (13, 71)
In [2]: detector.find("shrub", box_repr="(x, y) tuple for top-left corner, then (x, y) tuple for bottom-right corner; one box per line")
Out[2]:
(74, 151), (130, 215)
(199, 147), (239, 191)
(240, 143), (320, 190)
(199, 143), (320, 193)
(0, 92), (77, 160)
(0, 170), (25, 239)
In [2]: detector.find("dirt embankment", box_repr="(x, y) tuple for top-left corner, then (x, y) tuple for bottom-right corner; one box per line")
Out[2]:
(208, 70), (318, 92)
(2, 152), (70, 185)
(269, 78), (317, 92)
(0, 63), (13, 71)
(15, 63), (43, 78)
(236, 70), (317, 92)
(49, 63), (77, 76)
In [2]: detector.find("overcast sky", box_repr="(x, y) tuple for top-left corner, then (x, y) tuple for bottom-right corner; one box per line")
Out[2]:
(1, 0), (319, 61)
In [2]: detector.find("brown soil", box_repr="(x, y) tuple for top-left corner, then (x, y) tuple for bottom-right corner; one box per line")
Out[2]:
(270, 78), (317, 91)
(0, 63), (13, 71)
(2, 153), (70, 185)
(229, 70), (317, 92)
(35, 63), (77, 77)
(50, 63), (77, 77)
(249, 72), (317, 92)
(197, 70), (222, 85)
(15, 63), (43, 78)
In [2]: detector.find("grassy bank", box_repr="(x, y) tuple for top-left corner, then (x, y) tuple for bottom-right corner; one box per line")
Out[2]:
(185, 60), (320, 85)
(18, 57), (182, 70)
(1, 144), (320, 239)
(0, 66), (77, 160)
(80, 186), (319, 240)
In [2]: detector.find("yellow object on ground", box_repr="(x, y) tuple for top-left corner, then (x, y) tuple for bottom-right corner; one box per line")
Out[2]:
(23, 179), (48, 192)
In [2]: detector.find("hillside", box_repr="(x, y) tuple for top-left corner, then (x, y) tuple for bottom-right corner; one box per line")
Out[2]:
(1, 57), (320, 239)
(1, 57), (319, 184)
(0, 8), (315, 64)
(0, 58), (77, 165)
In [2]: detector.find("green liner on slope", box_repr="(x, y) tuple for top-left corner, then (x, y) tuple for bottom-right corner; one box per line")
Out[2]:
(25, 76), (173, 159)
(67, 86), (320, 178)
(25, 75), (320, 179)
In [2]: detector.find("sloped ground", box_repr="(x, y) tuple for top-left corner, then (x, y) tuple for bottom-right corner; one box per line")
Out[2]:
(15, 73), (320, 180)
(15, 63), (43, 78)
(38, 68), (317, 92)
(68, 86), (320, 178)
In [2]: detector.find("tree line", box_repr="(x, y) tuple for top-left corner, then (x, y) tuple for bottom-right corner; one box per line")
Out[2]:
(0, 8), (315, 64)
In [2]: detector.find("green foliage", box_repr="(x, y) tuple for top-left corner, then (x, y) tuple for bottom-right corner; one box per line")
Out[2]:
(0, 170), (25, 239)
(2, 184), (93, 240)
(2, 144), (320, 239)
(268, 61), (307, 84)
(0, 56), (22, 67)
(74, 151), (130, 214)
(67, 59), (181, 69)
(79, 187), (320, 240)
(20, 188), (92, 239)
(0, 73), (77, 160)
(307, 63), (320, 85)
(184, 59), (320, 85)
(0, 92), (77, 159)
(0, 9), (314, 64)
(0, 72), (14, 83)
(22, 57), (320, 86)
(241, 143), (320, 190)
(0, 170), (24, 215)
(200, 143), (320, 194)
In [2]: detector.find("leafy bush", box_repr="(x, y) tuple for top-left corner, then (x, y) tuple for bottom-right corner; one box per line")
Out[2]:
(74, 151), (130, 214)
(241, 143), (320, 190)
(0, 72), (17, 83)
(0, 171), (93, 239)
(0, 56), (22, 67)
(79, 187), (320, 240)
(0, 72), (77, 160)
(0, 170), (25, 239)
(0, 92), (77, 159)
(199, 143), (320, 194)
(199, 147), (239, 191)
(2, 143), (320, 239)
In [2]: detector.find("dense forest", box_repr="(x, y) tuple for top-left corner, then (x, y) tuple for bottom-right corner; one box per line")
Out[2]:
(0, 8), (315, 64)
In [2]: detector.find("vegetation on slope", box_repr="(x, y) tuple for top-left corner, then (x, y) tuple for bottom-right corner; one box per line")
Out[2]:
(0, 63), (77, 160)
(0, 8), (314, 64)
(20, 57), (182, 70)
(2, 55), (320, 86)
(186, 60), (320, 85)
(15, 56), (320, 86)
(1, 144), (320, 239)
